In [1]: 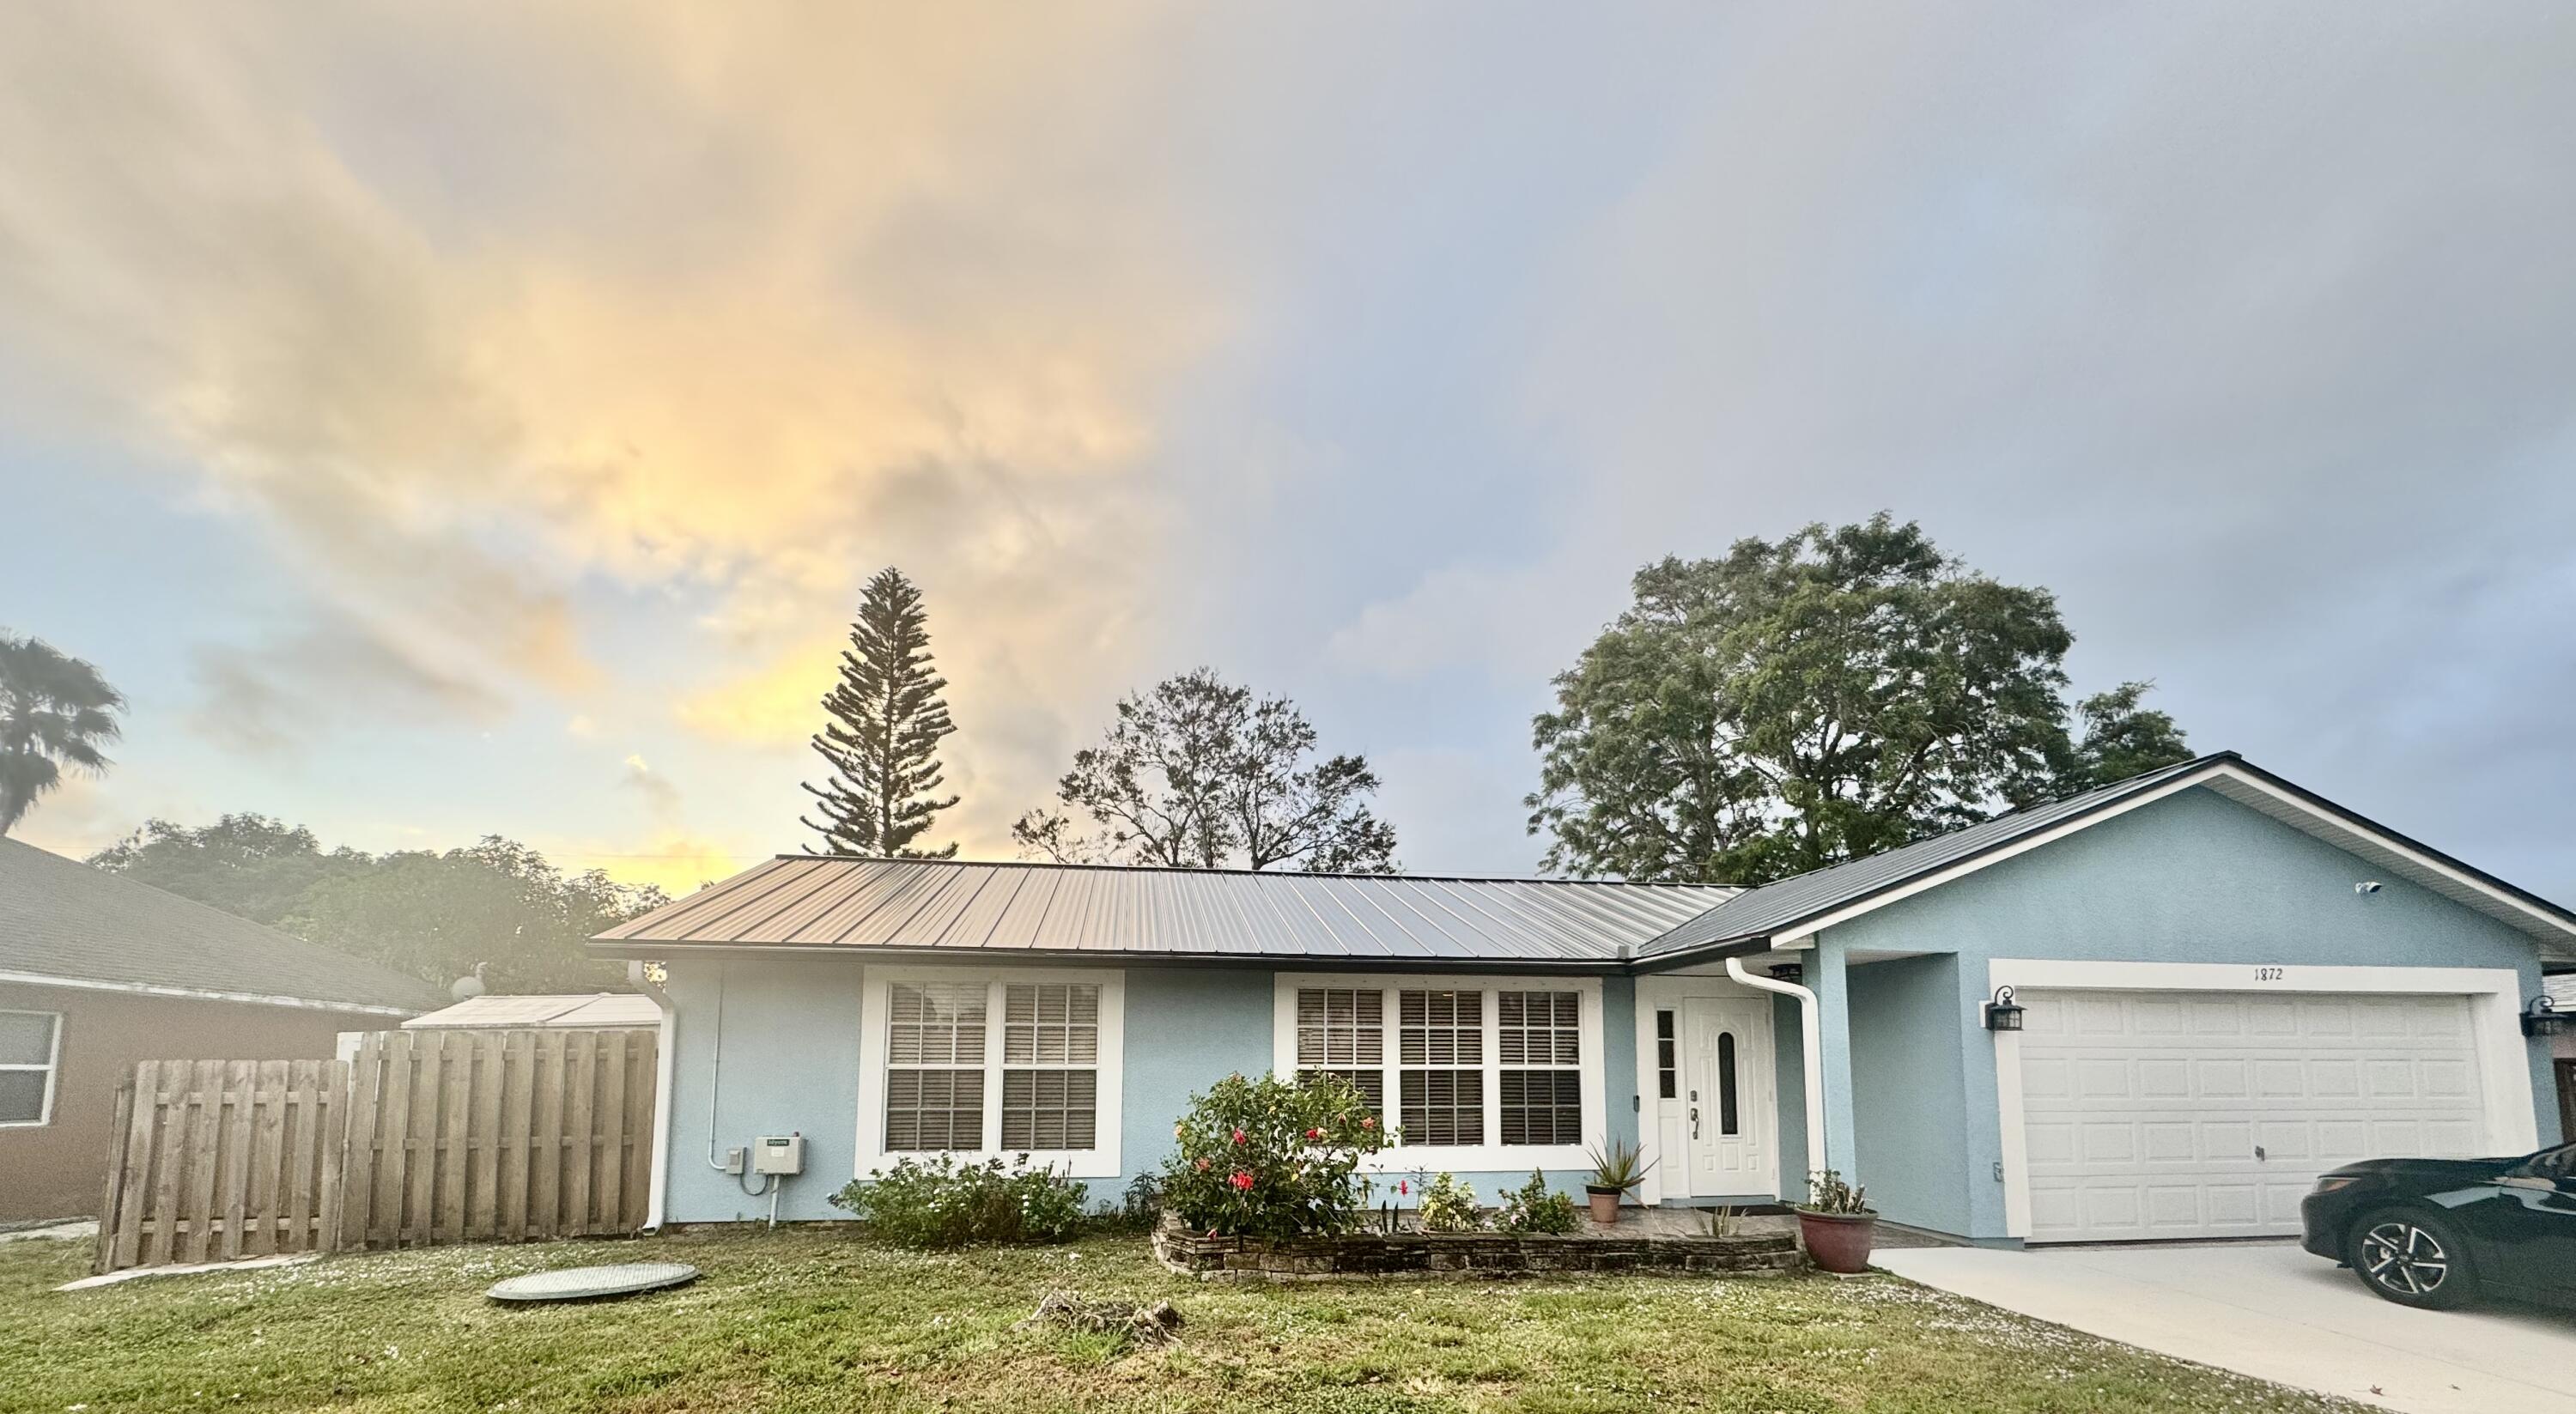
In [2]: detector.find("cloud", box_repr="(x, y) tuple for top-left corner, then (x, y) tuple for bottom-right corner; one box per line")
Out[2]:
(189, 614), (511, 755)
(1327, 561), (1616, 686)
(618, 753), (683, 820)
(540, 830), (751, 900)
(0, 1), (1217, 742)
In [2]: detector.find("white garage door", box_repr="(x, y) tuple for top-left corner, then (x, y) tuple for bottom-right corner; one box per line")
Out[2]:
(2018, 990), (2487, 1243)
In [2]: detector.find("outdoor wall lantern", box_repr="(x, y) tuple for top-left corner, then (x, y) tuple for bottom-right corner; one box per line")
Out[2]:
(1766, 962), (1806, 985)
(1983, 985), (2026, 1033)
(2523, 994), (2571, 1039)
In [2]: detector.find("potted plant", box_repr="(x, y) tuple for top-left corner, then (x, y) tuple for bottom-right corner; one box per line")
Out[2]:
(1795, 1168), (1876, 1273)
(1581, 1139), (1656, 1225)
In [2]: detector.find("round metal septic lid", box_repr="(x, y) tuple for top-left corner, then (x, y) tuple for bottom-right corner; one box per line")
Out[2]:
(486, 1261), (699, 1304)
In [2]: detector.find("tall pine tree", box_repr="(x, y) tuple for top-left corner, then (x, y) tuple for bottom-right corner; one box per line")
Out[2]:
(800, 567), (960, 857)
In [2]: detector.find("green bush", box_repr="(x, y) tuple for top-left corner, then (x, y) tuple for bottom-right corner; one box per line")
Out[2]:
(1416, 1171), (1483, 1232)
(829, 1154), (1090, 1248)
(1159, 1071), (1386, 1239)
(1493, 1169), (1581, 1235)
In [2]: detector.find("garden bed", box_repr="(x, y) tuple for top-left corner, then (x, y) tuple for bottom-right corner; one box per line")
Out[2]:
(1152, 1214), (1804, 1282)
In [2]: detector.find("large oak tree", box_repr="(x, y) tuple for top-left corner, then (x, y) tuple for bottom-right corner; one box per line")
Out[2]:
(1527, 515), (2190, 885)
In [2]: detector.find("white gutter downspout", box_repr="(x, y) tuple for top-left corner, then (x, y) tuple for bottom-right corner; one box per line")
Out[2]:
(1725, 956), (1828, 1183)
(629, 961), (677, 1232)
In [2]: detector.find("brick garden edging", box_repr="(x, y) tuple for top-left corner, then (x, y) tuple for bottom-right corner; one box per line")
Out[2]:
(1151, 1216), (1804, 1282)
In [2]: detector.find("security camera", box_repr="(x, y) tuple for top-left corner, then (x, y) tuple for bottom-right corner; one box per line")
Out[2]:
(2354, 881), (2383, 895)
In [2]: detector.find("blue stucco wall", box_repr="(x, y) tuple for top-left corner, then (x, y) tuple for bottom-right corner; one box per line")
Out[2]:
(660, 956), (866, 1223)
(659, 960), (1640, 1223)
(1844, 954), (1969, 1235)
(1772, 994), (1809, 1204)
(1820, 785), (2560, 1241)
(1120, 966), (1277, 1186)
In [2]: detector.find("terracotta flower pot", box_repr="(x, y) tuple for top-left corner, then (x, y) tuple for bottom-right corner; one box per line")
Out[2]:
(1796, 1211), (1876, 1273)
(1585, 1186), (1621, 1224)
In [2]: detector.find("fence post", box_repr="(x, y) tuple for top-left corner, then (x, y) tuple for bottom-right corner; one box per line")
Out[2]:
(92, 1071), (137, 1275)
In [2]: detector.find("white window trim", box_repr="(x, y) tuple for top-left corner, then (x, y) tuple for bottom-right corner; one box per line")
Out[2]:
(1985, 958), (2539, 1241)
(1272, 973), (1605, 1174)
(0, 1010), (64, 1129)
(854, 967), (1124, 1180)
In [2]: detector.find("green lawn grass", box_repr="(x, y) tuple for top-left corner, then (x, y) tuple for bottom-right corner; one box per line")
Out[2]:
(0, 1229), (2362, 1413)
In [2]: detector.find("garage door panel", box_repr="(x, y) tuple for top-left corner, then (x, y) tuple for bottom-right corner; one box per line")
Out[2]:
(2020, 989), (2486, 1243)
(2141, 1122), (2196, 1162)
(2420, 1060), (2473, 1098)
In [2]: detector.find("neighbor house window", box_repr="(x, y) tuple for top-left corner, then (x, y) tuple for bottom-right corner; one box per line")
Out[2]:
(0, 1011), (62, 1126)
(865, 973), (1124, 1175)
(1278, 978), (1599, 1162)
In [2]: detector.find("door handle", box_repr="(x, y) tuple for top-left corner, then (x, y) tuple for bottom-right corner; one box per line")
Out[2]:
(2254, 1145), (2266, 1162)
(1690, 1107), (1700, 1139)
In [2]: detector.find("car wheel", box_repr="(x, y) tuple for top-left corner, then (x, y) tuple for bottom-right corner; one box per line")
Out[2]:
(2349, 1208), (2476, 1310)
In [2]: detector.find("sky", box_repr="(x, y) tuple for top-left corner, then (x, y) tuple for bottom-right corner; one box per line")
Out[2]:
(3, 3), (2572, 904)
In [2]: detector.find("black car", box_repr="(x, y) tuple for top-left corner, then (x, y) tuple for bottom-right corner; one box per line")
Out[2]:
(2300, 1140), (2576, 1309)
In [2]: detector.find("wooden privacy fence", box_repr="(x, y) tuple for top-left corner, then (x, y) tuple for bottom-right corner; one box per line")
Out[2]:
(94, 1028), (657, 1274)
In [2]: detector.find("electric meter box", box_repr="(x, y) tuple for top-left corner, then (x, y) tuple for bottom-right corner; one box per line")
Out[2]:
(753, 1133), (805, 1175)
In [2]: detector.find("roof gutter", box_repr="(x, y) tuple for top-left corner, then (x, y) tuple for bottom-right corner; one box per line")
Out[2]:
(0, 969), (427, 1017)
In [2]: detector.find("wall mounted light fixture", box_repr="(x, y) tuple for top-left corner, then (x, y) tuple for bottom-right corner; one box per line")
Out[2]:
(1983, 985), (2026, 1033)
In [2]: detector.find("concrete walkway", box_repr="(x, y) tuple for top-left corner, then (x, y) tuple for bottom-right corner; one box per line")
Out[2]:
(1875, 1241), (2576, 1414)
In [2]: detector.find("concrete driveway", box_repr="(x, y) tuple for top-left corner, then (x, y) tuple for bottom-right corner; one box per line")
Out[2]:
(1874, 1241), (2576, 1414)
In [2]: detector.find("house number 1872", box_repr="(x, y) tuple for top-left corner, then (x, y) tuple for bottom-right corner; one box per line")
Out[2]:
(2252, 967), (2285, 982)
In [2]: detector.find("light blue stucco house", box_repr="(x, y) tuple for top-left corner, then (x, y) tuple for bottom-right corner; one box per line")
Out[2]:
(592, 753), (2576, 1246)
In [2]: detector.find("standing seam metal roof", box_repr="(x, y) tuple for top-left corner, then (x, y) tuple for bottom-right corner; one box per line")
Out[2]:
(593, 754), (2576, 967)
(593, 857), (1741, 962)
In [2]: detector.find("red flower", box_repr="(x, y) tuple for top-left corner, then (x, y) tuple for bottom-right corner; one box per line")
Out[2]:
(1195, 1157), (1211, 1172)
(1304, 1127), (1322, 1140)
(1230, 1170), (1255, 1191)
(1360, 1116), (1376, 1130)
(1397, 1180), (1409, 1196)
(1231, 1128), (1248, 1144)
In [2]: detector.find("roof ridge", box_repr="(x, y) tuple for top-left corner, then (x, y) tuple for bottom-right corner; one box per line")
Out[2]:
(769, 852), (1743, 889)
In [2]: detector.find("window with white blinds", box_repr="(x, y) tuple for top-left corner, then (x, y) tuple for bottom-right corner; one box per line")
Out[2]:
(866, 973), (1123, 1174)
(1279, 979), (1597, 1162)
(1293, 987), (1386, 1113)
(1497, 991), (1583, 1145)
(1000, 983), (1099, 1150)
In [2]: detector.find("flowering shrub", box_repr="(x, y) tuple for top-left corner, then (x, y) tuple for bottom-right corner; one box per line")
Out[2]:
(1416, 1171), (1483, 1233)
(1493, 1169), (1581, 1235)
(829, 1154), (1090, 1248)
(1159, 1071), (1385, 1239)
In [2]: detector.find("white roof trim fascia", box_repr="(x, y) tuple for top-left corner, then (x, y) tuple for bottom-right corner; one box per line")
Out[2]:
(1786, 761), (2576, 950)
(0, 969), (421, 1018)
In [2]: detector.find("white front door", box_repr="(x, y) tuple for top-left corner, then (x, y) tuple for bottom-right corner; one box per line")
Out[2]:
(1681, 998), (1773, 1199)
